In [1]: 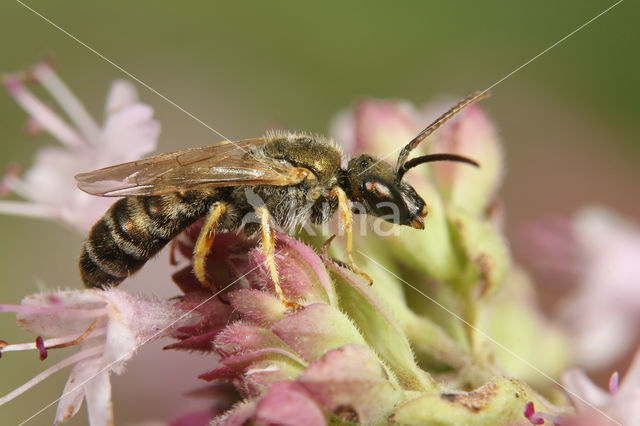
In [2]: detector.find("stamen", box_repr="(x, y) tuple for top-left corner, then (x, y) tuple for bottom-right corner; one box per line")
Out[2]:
(31, 63), (101, 144)
(25, 117), (44, 136)
(0, 344), (104, 406)
(0, 328), (106, 354)
(0, 201), (59, 220)
(2, 73), (84, 148)
(47, 318), (102, 350)
(609, 371), (619, 395)
(0, 164), (20, 196)
(523, 401), (543, 425)
(36, 336), (47, 360)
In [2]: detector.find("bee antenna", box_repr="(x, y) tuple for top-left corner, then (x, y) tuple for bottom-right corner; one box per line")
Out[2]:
(395, 91), (490, 177)
(396, 153), (479, 181)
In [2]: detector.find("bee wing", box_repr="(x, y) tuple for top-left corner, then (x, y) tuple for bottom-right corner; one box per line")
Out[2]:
(75, 138), (307, 197)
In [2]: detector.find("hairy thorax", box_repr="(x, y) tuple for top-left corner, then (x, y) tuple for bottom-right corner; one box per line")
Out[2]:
(236, 132), (343, 234)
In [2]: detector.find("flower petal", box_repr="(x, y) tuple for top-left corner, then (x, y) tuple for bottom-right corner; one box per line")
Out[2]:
(214, 322), (286, 358)
(104, 80), (139, 115)
(253, 381), (326, 426)
(55, 357), (102, 424)
(228, 289), (286, 326)
(354, 100), (419, 155)
(84, 367), (113, 426)
(17, 290), (107, 336)
(213, 400), (257, 426)
(430, 104), (503, 216)
(270, 303), (367, 363)
(298, 344), (402, 424)
(99, 103), (159, 165)
(562, 368), (610, 409)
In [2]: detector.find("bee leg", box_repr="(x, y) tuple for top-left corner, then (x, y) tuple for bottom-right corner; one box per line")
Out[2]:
(255, 207), (301, 310)
(330, 186), (373, 285)
(193, 202), (227, 289)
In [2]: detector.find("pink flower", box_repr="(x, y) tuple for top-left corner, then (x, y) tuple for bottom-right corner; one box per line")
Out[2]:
(561, 348), (640, 425)
(523, 206), (640, 369)
(1, 62), (160, 230)
(167, 224), (430, 424)
(0, 288), (197, 424)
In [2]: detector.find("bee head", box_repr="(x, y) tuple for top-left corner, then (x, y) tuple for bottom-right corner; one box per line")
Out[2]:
(340, 91), (489, 230)
(343, 155), (427, 229)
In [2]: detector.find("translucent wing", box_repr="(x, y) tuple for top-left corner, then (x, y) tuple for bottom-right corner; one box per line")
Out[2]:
(75, 138), (307, 196)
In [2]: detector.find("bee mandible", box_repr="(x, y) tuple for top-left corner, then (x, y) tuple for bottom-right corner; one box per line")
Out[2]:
(76, 91), (488, 308)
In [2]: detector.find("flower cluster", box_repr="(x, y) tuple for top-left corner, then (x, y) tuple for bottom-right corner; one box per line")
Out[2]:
(1, 65), (637, 425)
(1, 61), (159, 231)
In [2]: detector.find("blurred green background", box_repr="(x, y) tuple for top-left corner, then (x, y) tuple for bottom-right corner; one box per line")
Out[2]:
(0, 1), (637, 424)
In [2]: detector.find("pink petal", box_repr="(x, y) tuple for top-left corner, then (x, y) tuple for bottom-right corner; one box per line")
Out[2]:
(54, 357), (103, 424)
(173, 292), (235, 336)
(277, 234), (337, 305)
(614, 348), (640, 415)
(104, 80), (139, 115)
(562, 368), (610, 409)
(298, 344), (401, 424)
(228, 289), (286, 325)
(99, 103), (160, 165)
(221, 348), (304, 373)
(164, 330), (219, 352)
(244, 358), (303, 388)
(354, 100), (418, 155)
(214, 322), (285, 357)
(84, 369), (114, 426)
(270, 303), (366, 362)
(429, 104), (503, 215)
(253, 381), (326, 426)
(199, 365), (238, 382)
(17, 290), (107, 336)
(213, 400), (257, 426)
(329, 109), (357, 157)
(21, 146), (86, 204)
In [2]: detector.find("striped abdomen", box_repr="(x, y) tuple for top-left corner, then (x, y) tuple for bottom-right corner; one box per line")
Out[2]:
(80, 192), (214, 288)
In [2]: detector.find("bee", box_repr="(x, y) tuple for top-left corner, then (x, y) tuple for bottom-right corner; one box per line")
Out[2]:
(76, 91), (488, 307)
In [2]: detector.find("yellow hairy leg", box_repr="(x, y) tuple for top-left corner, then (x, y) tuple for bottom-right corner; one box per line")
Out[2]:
(193, 202), (227, 289)
(255, 207), (301, 310)
(330, 186), (373, 285)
